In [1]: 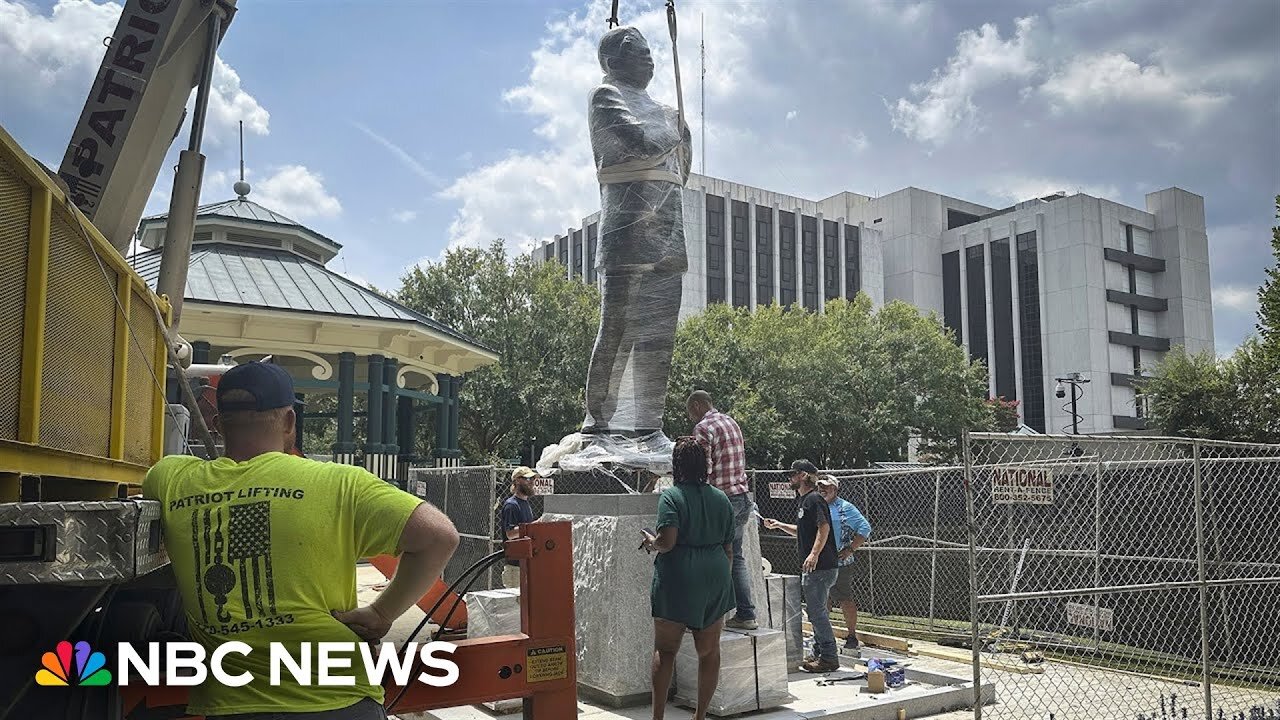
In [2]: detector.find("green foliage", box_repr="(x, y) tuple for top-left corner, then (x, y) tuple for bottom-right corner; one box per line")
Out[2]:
(395, 240), (600, 462)
(1140, 339), (1279, 444)
(1258, 196), (1279, 354)
(986, 397), (1021, 433)
(663, 297), (991, 468)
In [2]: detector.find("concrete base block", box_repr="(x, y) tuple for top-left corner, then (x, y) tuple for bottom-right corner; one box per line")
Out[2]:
(542, 496), (660, 707)
(463, 588), (523, 713)
(761, 573), (803, 668)
(674, 627), (792, 716)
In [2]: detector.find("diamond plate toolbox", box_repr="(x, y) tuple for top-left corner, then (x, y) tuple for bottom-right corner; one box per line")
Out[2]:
(0, 500), (168, 585)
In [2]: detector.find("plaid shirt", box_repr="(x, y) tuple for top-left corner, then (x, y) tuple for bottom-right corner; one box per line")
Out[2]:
(694, 410), (748, 496)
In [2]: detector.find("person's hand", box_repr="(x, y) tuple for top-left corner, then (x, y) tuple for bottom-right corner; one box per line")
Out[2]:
(763, 518), (780, 530)
(332, 605), (393, 642)
(802, 553), (819, 574)
(838, 548), (853, 562)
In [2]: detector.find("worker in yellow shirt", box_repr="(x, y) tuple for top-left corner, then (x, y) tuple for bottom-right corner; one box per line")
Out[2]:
(144, 360), (460, 719)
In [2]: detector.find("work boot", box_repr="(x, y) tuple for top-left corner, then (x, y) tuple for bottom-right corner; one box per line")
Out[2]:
(843, 635), (860, 651)
(726, 617), (758, 630)
(799, 657), (839, 674)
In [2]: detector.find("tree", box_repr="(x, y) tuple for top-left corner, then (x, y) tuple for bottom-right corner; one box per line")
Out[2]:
(1139, 349), (1240, 440)
(396, 241), (600, 462)
(986, 397), (1021, 433)
(662, 297), (991, 468)
(1258, 196), (1280, 352)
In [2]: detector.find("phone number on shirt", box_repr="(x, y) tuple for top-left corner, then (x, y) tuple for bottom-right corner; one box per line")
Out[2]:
(203, 614), (295, 636)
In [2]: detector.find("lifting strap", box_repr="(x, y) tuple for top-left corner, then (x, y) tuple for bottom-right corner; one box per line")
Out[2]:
(607, 0), (620, 28)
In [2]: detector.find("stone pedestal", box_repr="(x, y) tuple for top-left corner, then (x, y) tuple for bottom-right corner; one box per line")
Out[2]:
(673, 627), (792, 716)
(760, 573), (803, 668)
(463, 588), (523, 714)
(542, 493), (776, 707)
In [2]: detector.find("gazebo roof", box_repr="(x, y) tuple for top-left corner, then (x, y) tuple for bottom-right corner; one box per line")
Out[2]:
(130, 243), (492, 355)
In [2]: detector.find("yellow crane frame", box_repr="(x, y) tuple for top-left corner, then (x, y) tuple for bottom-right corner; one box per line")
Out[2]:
(0, 124), (170, 502)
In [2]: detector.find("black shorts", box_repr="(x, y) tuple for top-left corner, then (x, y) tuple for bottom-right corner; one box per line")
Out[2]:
(830, 563), (856, 603)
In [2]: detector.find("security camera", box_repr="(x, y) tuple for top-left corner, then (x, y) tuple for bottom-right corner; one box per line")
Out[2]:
(1055, 382), (1066, 399)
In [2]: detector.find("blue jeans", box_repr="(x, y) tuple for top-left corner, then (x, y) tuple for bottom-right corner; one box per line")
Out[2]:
(802, 567), (839, 663)
(727, 492), (756, 621)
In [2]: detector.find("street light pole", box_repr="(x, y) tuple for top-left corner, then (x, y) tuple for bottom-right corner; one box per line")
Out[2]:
(1054, 372), (1091, 435)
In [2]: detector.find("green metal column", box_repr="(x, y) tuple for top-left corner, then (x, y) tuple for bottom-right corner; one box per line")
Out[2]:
(435, 375), (452, 462)
(448, 376), (462, 455)
(191, 341), (211, 364)
(382, 357), (399, 456)
(294, 392), (304, 454)
(365, 354), (384, 456)
(397, 396), (416, 461)
(333, 352), (355, 458)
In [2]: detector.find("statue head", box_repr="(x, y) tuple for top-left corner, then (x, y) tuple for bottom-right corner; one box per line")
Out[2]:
(599, 26), (654, 88)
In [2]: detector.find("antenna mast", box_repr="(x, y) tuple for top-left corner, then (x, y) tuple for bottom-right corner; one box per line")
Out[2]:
(700, 12), (706, 175)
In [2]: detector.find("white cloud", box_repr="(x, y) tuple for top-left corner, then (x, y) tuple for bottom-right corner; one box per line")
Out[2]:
(437, 0), (770, 252)
(1041, 52), (1228, 118)
(253, 165), (342, 221)
(351, 122), (445, 187)
(1212, 285), (1258, 313)
(842, 131), (869, 154)
(984, 175), (1120, 203)
(785, 110), (798, 121)
(392, 210), (418, 224)
(0, 0), (268, 144)
(889, 16), (1039, 145)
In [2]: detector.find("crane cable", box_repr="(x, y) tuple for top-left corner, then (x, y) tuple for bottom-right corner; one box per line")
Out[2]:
(606, 0), (620, 28)
(666, 0), (689, 182)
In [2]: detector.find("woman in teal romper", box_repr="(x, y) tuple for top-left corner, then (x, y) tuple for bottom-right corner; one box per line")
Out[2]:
(642, 437), (736, 720)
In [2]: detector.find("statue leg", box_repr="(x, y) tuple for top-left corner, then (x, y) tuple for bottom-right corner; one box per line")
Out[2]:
(631, 271), (683, 433)
(584, 272), (633, 432)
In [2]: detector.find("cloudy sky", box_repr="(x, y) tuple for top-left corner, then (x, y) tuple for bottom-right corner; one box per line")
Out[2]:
(1, 0), (1275, 354)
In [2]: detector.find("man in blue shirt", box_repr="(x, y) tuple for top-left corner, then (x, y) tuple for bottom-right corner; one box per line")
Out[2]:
(499, 467), (539, 588)
(816, 476), (871, 650)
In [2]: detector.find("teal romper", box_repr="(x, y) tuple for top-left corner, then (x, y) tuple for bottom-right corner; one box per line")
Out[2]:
(650, 483), (737, 630)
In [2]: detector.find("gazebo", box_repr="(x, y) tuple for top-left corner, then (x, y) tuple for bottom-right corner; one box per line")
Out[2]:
(131, 185), (496, 478)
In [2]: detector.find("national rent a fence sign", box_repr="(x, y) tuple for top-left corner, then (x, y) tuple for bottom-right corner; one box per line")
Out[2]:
(991, 467), (1054, 505)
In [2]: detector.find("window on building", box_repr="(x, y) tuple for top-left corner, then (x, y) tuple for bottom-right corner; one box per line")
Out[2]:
(571, 229), (583, 278)
(823, 220), (840, 301)
(801, 215), (818, 311)
(942, 250), (962, 344)
(947, 209), (981, 230)
(706, 194), (726, 304)
(756, 206), (774, 305)
(991, 239), (1016, 402)
(731, 200), (750, 307)
(844, 224), (860, 300)
(587, 223), (598, 284)
(543, 242), (555, 263)
(779, 211), (797, 306)
(966, 244), (988, 367)
(1017, 231), (1045, 432)
(557, 235), (568, 266)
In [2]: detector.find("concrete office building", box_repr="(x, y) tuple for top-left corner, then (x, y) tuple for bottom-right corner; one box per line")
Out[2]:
(533, 173), (1213, 435)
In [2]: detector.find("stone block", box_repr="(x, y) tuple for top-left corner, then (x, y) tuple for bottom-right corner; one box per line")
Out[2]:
(540, 508), (658, 707)
(760, 573), (803, 668)
(464, 588), (523, 714)
(543, 492), (659, 517)
(673, 627), (792, 716)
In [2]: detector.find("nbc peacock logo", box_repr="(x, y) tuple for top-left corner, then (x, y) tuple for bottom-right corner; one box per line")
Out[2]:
(35, 641), (112, 687)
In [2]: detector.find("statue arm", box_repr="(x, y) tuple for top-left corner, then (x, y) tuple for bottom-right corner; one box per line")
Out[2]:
(590, 85), (666, 157)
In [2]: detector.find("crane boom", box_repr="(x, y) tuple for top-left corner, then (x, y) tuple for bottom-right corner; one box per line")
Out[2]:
(56, 0), (238, 255)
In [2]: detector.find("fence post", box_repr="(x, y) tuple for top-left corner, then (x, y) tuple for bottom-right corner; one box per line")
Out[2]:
(963, 432), (982, 719)
(864, 478), (876, 617)
(929, 470), (941, 634)
(488, 466), (499, 591)
(1192, 440), (1212, 720)
(1093, 455), (1104, 653)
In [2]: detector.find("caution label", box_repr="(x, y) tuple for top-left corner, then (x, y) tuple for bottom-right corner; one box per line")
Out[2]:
(526, 645), (568, 683)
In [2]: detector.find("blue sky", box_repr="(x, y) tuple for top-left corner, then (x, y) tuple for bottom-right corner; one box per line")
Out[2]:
(1, 0), (1276, 355)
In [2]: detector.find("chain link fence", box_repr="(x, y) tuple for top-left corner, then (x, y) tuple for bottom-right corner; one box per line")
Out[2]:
(965, 433), (1280, 720)
(406, 435), (1278, 719)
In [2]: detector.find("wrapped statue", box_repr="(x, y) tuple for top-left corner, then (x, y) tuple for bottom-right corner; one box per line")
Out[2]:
(582, 24), (691, 436)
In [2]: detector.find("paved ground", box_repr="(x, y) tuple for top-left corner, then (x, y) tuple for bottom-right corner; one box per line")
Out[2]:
(357, 568), (1278, 720)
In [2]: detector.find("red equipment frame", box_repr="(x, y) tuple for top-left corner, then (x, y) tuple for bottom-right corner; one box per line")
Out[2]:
(121, 520), (577, 719)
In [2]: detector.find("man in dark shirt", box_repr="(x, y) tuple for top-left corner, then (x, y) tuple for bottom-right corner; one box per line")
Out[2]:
(764, 459), (840, 672)
(499, 467), (538, 588)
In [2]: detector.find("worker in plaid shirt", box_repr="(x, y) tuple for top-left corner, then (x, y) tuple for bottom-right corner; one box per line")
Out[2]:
(687, 390), (757, 629)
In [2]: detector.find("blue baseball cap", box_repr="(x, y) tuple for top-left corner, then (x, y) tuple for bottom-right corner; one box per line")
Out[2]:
(217, 361), (300, 412)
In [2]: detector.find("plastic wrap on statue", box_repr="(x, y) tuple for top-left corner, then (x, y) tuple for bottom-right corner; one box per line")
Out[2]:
(548, 25), (691, 475)
(582, 25), (690, 437)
